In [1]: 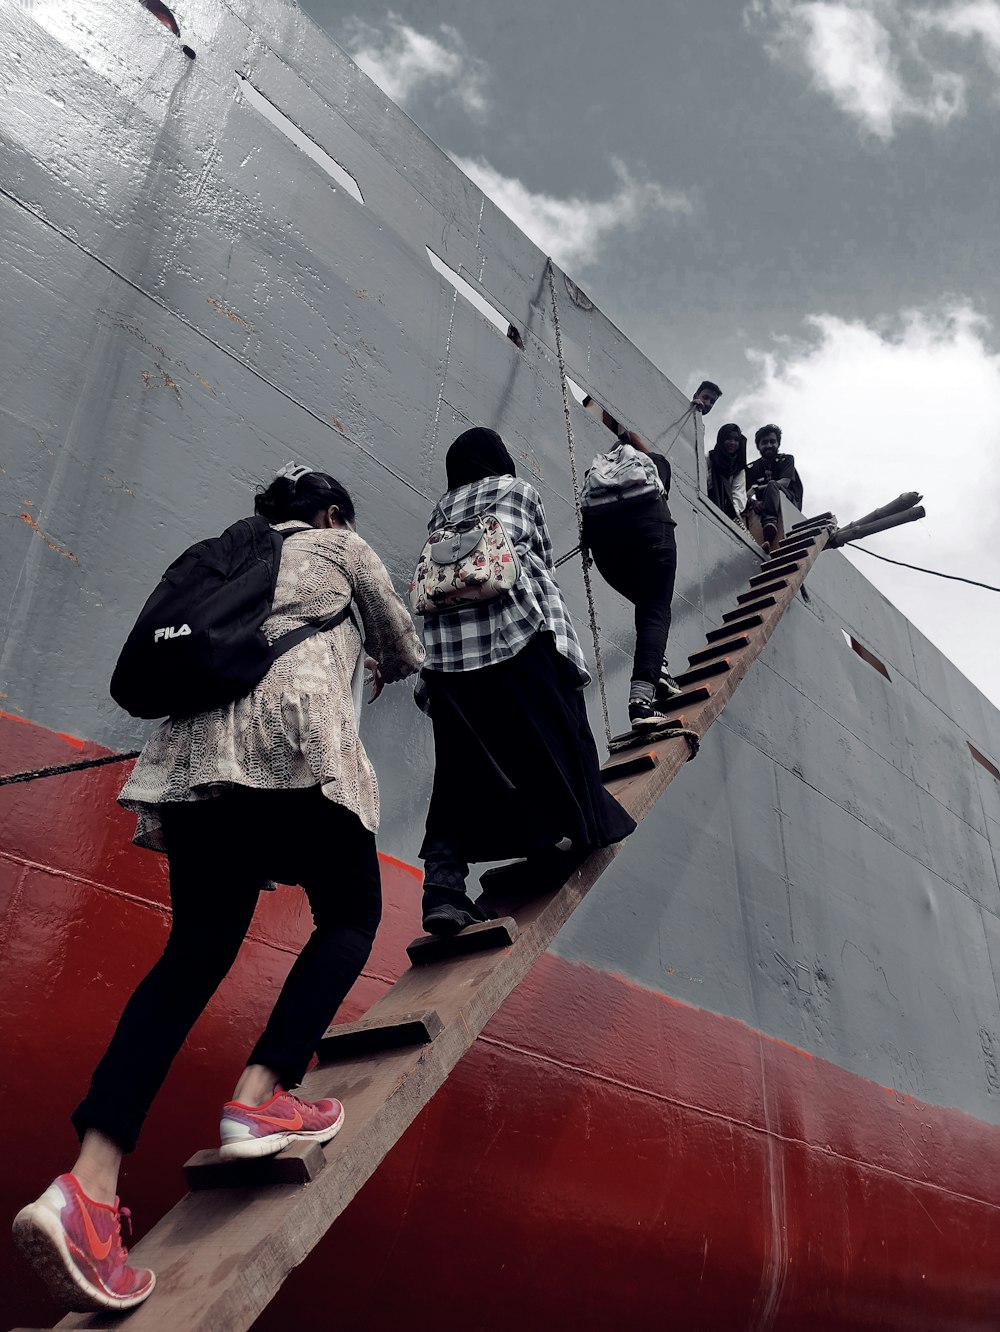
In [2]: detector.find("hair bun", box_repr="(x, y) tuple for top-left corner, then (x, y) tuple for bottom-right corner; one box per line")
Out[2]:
(254, 475), (296, 520)
(254, 469), (356, 526)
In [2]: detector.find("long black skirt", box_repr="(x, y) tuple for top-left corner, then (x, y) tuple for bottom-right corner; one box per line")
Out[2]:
(419, 633), (636, 864)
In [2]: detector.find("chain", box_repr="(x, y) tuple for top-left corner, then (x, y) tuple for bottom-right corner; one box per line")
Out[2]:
(0, 749), (140, 788)
(545, 260), (613, 746)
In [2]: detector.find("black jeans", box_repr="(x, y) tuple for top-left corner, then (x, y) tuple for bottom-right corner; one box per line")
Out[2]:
(584, 498), (678, 687)
(753, 480), (792, 526)
(72, 787), (381, 1153)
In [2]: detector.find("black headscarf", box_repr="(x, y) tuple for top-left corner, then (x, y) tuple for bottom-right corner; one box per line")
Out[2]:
(709, 423), (747, 477)
(445, 427), (517, 490)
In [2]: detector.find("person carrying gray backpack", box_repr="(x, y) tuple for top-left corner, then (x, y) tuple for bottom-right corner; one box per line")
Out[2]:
(581, 429), (681, 729)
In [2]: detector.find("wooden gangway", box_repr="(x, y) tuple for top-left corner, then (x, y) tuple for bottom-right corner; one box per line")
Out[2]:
(15, 516), (834, 1332)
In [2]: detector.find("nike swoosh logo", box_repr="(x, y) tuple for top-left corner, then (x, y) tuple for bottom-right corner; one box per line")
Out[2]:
(251, 1109), (304, 1131)
(79, 1203), (113, 1263)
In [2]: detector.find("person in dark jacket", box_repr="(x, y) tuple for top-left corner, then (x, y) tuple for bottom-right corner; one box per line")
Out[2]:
(745, 424), (804, 549)
(416, 428), (636, 936)
(582, 429), (682, 730)
(707, 423), (748, 524)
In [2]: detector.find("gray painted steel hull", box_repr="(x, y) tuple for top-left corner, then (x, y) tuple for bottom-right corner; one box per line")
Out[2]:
(3, 2), (1000, 1326)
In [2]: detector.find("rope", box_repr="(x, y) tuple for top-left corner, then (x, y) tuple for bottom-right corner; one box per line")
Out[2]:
(607, 724), (700, 761)
(656, 402), (697, 457)
(850, 545), (1000, 593)
(545, 260), (613, 746)
(676, 726), (701, 761)
(0, 749), (140, 788)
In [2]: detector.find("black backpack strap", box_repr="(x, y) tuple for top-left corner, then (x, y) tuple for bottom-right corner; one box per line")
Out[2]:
(270, 603), (353, 662)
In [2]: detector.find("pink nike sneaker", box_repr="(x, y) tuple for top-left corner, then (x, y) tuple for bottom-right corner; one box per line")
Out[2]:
(219, 1088), (345, 1160)
(12, 1174), (155, 1312)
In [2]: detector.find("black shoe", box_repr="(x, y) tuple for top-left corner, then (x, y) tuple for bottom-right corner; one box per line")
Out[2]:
(421, 885), (494, 937)
(657, 668), (682, 698)
(628, 699), (671, 729)
(762, 522), (778, 550)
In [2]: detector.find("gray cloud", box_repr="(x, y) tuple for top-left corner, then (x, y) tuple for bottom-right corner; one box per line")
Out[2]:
(343, 10), (490, 116)
(747, 0), (1000, 138)
(451, 155), (693, 272)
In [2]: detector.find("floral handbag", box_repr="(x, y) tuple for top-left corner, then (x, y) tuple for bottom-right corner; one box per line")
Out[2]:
(409, 506), (521, 615)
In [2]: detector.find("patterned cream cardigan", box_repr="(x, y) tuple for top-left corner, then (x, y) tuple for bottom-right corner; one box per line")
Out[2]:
(119, 521), (424, 848)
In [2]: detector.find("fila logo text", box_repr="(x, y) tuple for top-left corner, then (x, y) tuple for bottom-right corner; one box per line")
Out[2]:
(153, 624), (193, 642)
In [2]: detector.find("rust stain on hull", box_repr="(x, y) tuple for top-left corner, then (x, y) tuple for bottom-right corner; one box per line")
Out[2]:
(19, 512), (77, 561)
(207, 296), (254, 332)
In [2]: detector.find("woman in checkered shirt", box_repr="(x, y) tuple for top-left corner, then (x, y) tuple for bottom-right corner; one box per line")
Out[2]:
(416, 428), (635, 936)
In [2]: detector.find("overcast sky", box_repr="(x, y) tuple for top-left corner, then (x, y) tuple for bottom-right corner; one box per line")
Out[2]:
(301, 0), (1000, 708)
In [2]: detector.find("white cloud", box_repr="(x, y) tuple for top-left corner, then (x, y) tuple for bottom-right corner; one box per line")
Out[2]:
(450, 156), (693, 272)
(748, 0), (986, 138)
(927, 1), (1000, 77)
(343, 13), (489, 116)
(730, 303), (1000, 704)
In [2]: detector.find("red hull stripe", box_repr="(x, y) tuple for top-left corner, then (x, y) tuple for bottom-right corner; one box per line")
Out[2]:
(3, 714), (1000, 1330)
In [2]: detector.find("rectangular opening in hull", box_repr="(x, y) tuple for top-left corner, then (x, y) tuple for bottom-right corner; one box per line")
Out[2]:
(842, 630), (891, 681)
(425, 247), (522, 347)
(969, 743), (1000, 782)
(237, 75), (364, 205)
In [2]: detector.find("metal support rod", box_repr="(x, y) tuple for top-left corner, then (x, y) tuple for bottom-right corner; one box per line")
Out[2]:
(828, 505), (926, 547)
(848, 492), (923, 529)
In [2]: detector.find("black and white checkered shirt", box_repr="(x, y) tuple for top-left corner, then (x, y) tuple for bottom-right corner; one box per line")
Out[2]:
(420, 475), (589, 682)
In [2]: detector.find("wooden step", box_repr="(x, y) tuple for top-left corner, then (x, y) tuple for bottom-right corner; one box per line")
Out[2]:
(601, 749), (660, 780)
(673, 658), (732, 688)
(750, 563), (799, 586)
(768, 540), (814, 562)
(318, 1009), (444, 1061)
(770, 532), (817, 554)
(723, 598), (775, 623)
(738, 580), (787, 603)
(406, 917), (518, 966)
(726, 597), (778, 621)
(651, 684), (711, 713)
(708, 613), (764, 640)
(184, 1139), (327, 1192)
(607, 717), (689, 751)
(47, 524), (834, 1332)
(688, 634), (750, 665)
(791, 511), (834, 531)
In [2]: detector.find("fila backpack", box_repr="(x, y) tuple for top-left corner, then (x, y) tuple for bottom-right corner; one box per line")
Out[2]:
(110, 516), (349, 719)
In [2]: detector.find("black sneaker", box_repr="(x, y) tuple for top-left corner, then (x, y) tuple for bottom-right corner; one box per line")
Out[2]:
(657, 668), (682, 698)
(628, 699), (671, 729)
(421, 885), (494, 937)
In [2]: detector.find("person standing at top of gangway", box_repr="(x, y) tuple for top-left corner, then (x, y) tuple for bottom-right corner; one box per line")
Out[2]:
(13, 468), (425, 1314)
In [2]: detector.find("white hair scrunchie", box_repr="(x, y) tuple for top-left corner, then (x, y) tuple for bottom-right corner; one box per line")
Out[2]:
(275, 461), (312, 484)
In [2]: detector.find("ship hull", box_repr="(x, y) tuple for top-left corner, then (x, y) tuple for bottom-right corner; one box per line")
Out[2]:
(2, 713), (999, 1330)
(3, 1), (1000, 1326)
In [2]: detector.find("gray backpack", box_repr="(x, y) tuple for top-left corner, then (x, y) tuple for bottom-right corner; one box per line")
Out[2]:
(580, 442), (665, 512)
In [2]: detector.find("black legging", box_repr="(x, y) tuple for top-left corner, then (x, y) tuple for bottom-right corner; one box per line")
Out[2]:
(72, 787), (381, 1153)
(584, 497), (677, 686)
